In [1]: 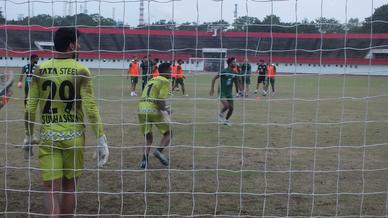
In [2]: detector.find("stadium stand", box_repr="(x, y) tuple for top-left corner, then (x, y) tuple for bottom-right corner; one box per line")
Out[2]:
(0, 25), (388, 65)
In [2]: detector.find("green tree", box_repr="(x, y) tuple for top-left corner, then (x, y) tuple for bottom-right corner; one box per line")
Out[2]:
(231, 16), (260, 31)
(176, 22), (198, 31)
(145, 19), (176, 30)
(297, 19), (319, 33)
(260, 15), (286, 32)
(314, 17), (342, 33)
(361, 4), (388, 33)
(0, 8), (5, 24)
(262, 15), (281, 25)
(7, 13), (117, 26)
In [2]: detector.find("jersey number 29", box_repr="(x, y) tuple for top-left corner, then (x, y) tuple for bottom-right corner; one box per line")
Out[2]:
(42, 80), (75, 114)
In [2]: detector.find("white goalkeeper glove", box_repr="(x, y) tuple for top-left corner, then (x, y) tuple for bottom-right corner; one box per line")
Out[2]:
(161, 110), (171, 123)
(23, 135), (39, 159)
(17, 81), (23, 88)
(93, 135), (109, 167)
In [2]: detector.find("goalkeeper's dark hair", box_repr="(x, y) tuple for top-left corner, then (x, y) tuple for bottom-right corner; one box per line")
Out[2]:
(158, 62), (171, 74)
(54, 27), (80, 52)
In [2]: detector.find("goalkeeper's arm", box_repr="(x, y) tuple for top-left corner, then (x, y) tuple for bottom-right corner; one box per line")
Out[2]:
(80, 68), (109, 167)
(156, 100), (170, 114)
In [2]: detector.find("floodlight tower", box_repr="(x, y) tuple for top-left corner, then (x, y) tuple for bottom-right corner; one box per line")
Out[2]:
(68, 1), (73, 15)
(233, 4), (238, 20)
(31, 2), (34, 17)
(139, 0), (145, 26)
(83, 1), (88, 14)
(63, 2), (67, 16)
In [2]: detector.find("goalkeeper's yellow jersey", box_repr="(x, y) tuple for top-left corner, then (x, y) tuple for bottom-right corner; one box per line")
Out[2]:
(25, 58), (104, 141)
(138, 76), (169, 114)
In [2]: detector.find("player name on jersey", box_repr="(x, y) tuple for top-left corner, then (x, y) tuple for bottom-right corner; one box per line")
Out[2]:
(41, 113), (81, 124)
(40, 68), (78, 75)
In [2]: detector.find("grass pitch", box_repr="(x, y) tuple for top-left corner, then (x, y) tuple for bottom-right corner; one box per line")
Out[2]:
(1, 68), (388, 217)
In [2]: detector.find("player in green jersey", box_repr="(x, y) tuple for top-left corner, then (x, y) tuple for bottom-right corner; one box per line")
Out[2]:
(209, 57), (240, 126)
(138, 62), (172, 169)
(19, 54), (40, 158)
(240, 58), (252, 96)
(24, 27), (109, 216)
(18, 54), (39, 106)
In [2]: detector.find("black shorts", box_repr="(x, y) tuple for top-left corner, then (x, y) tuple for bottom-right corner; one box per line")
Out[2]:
(175, 78), (184, 86)
(257, 76), (266, 84)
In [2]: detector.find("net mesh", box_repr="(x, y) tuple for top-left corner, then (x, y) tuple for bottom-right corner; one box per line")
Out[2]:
(1, 0), (388, 217)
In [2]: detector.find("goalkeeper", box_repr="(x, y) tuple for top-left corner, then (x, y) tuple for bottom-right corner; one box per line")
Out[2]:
(24, 27), (109, 216)
(138, 62), (172, 169)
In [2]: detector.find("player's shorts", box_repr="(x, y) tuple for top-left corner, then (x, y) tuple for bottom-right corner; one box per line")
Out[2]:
(175, 78), (184, 86)
(257, 76), (266, 84)
(131, 76), (139, 84)
(220, 94), (234, 106)
(39, 135), (85, 181)
(138, 113), (170, 135)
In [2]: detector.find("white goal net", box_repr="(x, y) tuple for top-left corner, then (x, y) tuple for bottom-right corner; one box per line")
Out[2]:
(1, 0), (388, 217)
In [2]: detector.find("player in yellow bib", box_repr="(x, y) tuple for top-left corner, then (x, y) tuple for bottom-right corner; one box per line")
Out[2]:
(24, 27), (109, 216)
(138, 62), (172, 169)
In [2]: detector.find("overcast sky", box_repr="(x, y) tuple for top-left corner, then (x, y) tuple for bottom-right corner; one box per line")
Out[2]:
(2, 0), (388, 26)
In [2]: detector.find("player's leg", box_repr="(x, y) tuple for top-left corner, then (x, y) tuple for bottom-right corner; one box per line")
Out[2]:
(61, 135), (84, 216)
(263, 77), (269, 95)
(236, 77), (242, 97)
(133, 77), (138, 95)
(220, 99), (229, 115)
(225, 99), (234, 121)
(130, 77), (136, 96)
(245, 76), (250, 96)
(140, 132), (153, 168)
(179, 79), (186, 96)
(43, 179), (62, 216)
(271, 78), (275, 93)
(23, 84), (36, 158)
(219, 99), (232, 125)
(139, 114), (153, 168)
(144, 132), (153, 155)
(157, 131), (171, 153)
(255, 77), (260, 94)
(39, 141), (64, 216)
(142, 76), (147, 90)
(24, 82), (29, 106)
(154, 114), (172, 166)
(171, 78), (174, 91)
(61, 177), (77, 216)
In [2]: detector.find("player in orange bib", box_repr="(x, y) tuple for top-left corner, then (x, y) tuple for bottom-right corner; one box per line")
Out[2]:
(152, 58), (160, 78)
(264, 61), (277, 96)
(170, 60), (177, 91)
(174, 59), (187, 96)
(128, 57), (140, 96)
(231, 63), (243, 97)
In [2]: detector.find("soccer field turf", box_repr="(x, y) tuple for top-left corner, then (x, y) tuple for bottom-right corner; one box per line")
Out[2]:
(1, 69), (388, 216)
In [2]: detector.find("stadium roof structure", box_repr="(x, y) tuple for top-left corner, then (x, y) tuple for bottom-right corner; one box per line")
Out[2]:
(1, 25), (388, 65)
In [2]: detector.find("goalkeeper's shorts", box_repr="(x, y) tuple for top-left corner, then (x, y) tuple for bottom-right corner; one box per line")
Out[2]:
(39, 135), (85, 181)
(138, 113), (169, 135)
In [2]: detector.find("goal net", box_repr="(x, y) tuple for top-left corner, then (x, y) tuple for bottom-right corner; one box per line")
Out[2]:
(1, 0), (388, 217)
